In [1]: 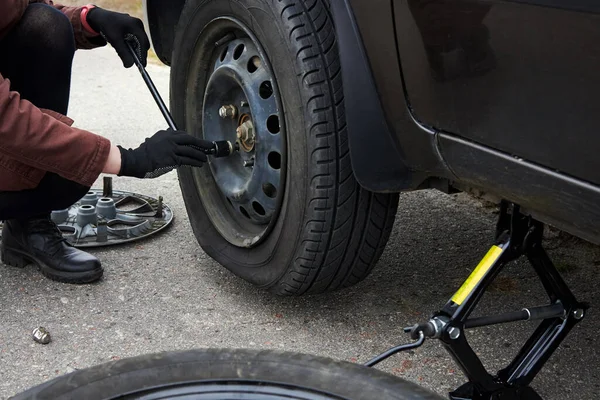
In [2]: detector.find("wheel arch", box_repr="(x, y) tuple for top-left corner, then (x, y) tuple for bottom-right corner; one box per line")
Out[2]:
(330, 0), (418, 192)
(143, 0), (187, 66)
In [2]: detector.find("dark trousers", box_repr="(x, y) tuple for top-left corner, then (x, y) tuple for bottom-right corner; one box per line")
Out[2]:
(0, 4), (89, 221)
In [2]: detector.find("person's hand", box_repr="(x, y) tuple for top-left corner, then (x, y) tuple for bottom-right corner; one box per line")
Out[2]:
(117, 130), (214, 179)
(86, 6), (151, 68)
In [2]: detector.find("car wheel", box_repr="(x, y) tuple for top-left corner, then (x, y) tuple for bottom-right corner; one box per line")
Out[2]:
(12, 348), (443, 400)
(170, 0), (399, 295)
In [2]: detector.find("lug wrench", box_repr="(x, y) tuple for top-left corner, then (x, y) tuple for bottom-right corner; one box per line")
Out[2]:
(126, 40), (234, 158)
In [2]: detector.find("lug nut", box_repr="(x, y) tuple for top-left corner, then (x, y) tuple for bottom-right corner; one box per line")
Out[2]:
(219, 105), (237, 119)
(236, 120), (256, 152)
(32, 327), (51, 345)
(573, 309), (585, 320)
(237, 121), (254, 141)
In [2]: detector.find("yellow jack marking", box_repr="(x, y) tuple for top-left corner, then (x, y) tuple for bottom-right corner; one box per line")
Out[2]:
(451, 245), (504, 305)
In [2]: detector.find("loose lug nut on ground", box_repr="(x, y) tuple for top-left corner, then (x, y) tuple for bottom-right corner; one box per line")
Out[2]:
(32, 327), (51, 345)
(219, 105), (237, 119)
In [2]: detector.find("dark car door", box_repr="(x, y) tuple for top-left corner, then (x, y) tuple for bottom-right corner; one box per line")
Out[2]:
(394, 0), (600, 185)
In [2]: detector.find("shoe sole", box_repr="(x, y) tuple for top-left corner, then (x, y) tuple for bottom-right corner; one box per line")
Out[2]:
(1, 246), (103, 284)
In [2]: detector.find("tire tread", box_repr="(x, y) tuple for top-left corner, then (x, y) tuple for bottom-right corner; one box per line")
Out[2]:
(12, 348), (442, 400)
(274, 0), (398, 295)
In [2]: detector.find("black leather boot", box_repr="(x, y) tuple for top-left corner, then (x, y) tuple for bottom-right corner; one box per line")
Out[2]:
(1, 216), (103, 283)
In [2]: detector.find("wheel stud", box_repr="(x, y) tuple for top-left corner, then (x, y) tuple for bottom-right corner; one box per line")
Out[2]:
(219, 105), (237, 119)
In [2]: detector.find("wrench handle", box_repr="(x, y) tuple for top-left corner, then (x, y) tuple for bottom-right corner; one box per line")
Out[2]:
(126, 40), (178, 131)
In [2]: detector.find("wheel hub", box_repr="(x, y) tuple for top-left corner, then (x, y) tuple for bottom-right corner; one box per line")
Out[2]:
(236, 115), (255, 152)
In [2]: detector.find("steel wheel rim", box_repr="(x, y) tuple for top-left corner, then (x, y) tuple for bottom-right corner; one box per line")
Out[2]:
(187, 18), (287, 248)
(204, 37), (283, 225)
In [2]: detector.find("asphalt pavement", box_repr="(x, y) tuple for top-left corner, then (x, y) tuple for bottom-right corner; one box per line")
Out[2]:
(1, 47), (600, 400)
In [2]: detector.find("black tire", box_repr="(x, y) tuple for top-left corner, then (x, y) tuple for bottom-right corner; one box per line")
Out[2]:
(171, 0), (399, 295)
(12, 348), (443, 400)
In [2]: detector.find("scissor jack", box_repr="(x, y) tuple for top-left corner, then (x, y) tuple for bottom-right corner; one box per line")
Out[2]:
(365, 202), (588, 400)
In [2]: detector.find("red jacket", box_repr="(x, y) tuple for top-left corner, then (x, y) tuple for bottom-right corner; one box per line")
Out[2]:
(0, 0), (111, 191)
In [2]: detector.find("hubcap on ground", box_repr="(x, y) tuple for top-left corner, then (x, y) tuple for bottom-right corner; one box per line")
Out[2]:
(197, 27), (286, 247)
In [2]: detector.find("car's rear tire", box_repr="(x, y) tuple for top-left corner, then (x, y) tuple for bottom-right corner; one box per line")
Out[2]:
(12, 348), (442, 400)
(170, 0), (399, 295)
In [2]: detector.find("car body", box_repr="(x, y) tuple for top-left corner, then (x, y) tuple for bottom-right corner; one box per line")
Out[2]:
(143, 0), (600, 245)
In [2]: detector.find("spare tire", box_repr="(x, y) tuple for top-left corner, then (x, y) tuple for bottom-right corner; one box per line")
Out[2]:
(170, 0), (399, 295)
(13, 348), (443, 400)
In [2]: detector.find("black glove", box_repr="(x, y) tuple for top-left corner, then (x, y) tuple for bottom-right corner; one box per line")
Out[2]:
(117, 130), (214, 179)
(86, 7), (151, 68)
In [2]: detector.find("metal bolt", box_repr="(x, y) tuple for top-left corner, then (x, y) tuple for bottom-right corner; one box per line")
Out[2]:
(215, 32), (235, 48)
(219, 105), (237, 119)
(430, 316), (449, 339)
(32, 327), (51, 345)
(573, 309), (585, 320)
(236, 120), (256, 152)
(244, 158), (255, 168)
(154, 196), (164, 218)
(448, 327), (461, 340)
(103, 176), (113, 198)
